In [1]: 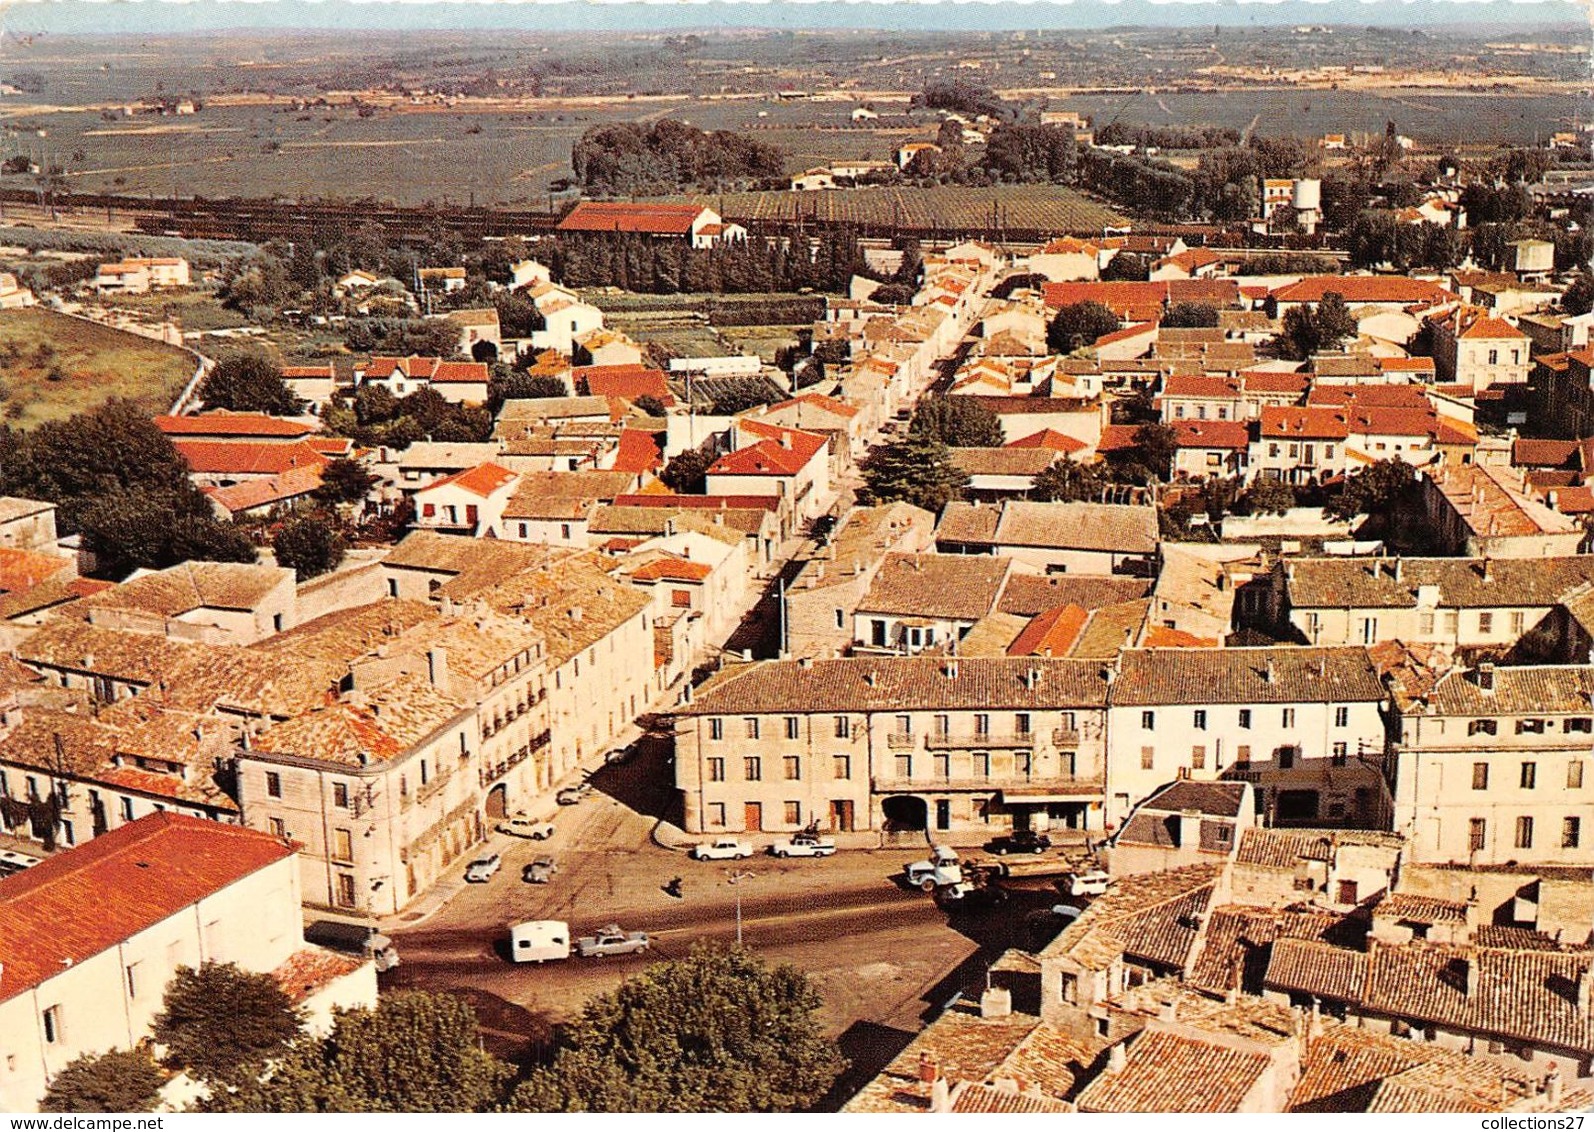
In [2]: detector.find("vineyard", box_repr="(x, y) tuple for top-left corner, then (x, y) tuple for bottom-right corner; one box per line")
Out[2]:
(670, 185), (1127, 237)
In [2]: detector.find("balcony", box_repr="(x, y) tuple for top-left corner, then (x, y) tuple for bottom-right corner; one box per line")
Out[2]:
(925, 731), (1034, 751)
(871, 771), (1105, 795)
(886, 732), (916, 749)
(1052, 728), (1081, 747)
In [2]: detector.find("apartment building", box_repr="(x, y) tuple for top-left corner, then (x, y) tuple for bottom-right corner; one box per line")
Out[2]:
(673, 656), (1111, 838)
(1106, 647), (1391, 829)
(1421, 462), (1584, 560)
(1391, 662), (1594, 868)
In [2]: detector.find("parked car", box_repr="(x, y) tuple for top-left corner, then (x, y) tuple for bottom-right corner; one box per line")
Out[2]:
(522, 857), (558, 884)
(904, 845), (963, 892)
(770, 832), (837, 858)
(984, 829), (1052, 856)
(465, 853), (502, 883)
(1061, 869), (1110, 897)
(575, 923), (650, 958)
(498, 813), (555, 840)
(304, 920), (401, 972)
(555, 782), (594, 806)
(691, 837), (754, 861)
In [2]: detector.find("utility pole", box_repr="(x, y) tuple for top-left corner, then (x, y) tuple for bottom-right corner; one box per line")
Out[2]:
(727, 868), (757, 946)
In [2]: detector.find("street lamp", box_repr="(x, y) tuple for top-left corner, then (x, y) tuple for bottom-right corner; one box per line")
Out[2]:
(726, 869), (757, 947)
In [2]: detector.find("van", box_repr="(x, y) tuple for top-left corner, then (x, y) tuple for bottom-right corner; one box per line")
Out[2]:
(304, 920), (401, 972)
(509, 919), (571, 964)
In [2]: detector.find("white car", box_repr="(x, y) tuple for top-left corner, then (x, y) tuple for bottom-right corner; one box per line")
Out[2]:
(770, 834), (836, 858)
(691, 837), (754, 861)
(465, 853), (502, 883)
(1061, 869), (1110, 897)
(498, 813), (555, 840)
(905, 845), (963, 892)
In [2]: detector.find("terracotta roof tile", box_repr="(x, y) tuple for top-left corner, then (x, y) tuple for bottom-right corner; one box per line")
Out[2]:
(1113, 646), (1383, 705)
(1077, 1030), (1271, 1112)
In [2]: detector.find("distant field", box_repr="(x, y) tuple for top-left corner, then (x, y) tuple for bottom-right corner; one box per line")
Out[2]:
(673, 184), (1125, 233)
(0, 308), (195, 427)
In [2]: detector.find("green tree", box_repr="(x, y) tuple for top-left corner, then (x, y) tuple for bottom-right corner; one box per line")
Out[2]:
(487, 369), (567, 410)
(1238, 478), (1297, 516)
(660, 448), (715, 494)
(152, 963), (302, 1085)
(1565, 275), (1594, 317)
(272, 512), (347, 581)
(910, 397), (1004, 448)
(199, 353), (304, 416)
(1273, 292), (1357, 361)
(861, 432), (967, 513)
(511, 947), (843, 1113)
(78, 490), (256, 581)
(1162, 302), (1219, 329)
(205, 993), (512, 1113)
(1328, 458), (1417, 521)
(1047, 301), (1121, 353)
(40, 1049), (164, 1113)
(313, 458), (378, 505)
(1031, 457), (1105, 503)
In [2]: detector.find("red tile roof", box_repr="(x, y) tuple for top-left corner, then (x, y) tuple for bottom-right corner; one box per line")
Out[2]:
(280, 365), (336, 380)
(1308, 385), (1430, 410)
(1007, 429), (1087, 455)
(0, 547), (73, 594)
(613, 429), (664, 474)
(613, 492), (780, 512)
(1259, 407), (1351, 440)
(576, 365), (673, 405)
(628, 556), (714, 582)
(1377, 357), (1437, 373)
(1271, 275), (1453, 306)
(1239, 371), (1309, 394)
(1096, 321), (1157, 347)
(1097, 424), (1142, 453)
(431, 361), (490, 384)
(421, 461), (518, 498)
(0, 812), (295, 1005)
(558, 202), (708, 235)
(155, 411), (318, 439)
(1008, 604), (1089, 657)
(203, 465), (325, 516)
(1172, 419), (1250, 450)
(1162, 375), (1242, 399)
(174, 439), (331, 476)
(1044, 281), (1167, 321)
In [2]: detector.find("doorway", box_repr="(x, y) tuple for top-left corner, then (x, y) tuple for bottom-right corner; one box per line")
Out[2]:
(744, 802), (763, 832)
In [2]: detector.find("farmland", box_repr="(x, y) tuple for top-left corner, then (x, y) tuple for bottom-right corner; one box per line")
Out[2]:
(0, 308), (196, 428)
(674, 184), (1125, 235)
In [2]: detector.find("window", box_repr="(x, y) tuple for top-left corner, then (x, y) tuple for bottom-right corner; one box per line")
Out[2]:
(896, 715), (912, 736)
(1444, 611), (1458, 636)
(1141, 710), (1156, 731)
(1472, 763), (1489, 791)
(1193, 709), (1207, 731)
(783, 801), (801, 826)
(420, 760), (429, 786)
(834, 609), (845, 629)
(126, 962), (142, 1000)
(933, 714), (950, 737)
(783, 756), (800, 781)
(1516, 719), (1546, 735)
(1469, 818), (1488, 851)
(1511, 611), (1526, 637)
(1334, 706), (1349, 728)
(518, 523), (528, 540)
(335, 874), (357, 908)
(671, 589), (692, 608)
(708, 802), (726, 828)
(1014, 712), (1031, 736)
(834, 716), (850, 738)
(1332, 742), (1348, 766)
(709, 718), (723, 741)
(1235, 745), (1252, 769)
(1521, 762), (1537, 789)
(268, 816), (286, 838)
(1479, 612), (1494, 634)
(833, 755), (851, 780)
(121, 797), (135, 822)
(1141, 746), (1155, 771)
(708, 758), (725, 783)
(1238, 709), (1251, 729)
(1324, 444), (1335, 460)
(265, 771), (282, 798)
(1192, 745), (1206, 770)
(1515, 816), (1534, 850)
(1336, 880), (1359, 905)
(1488, 348), (1499, 365)
(1571, 761), (1586, 789)
(1568, 719), (1594, 735)
(1468, 719), (1498, 736)
(744, 757), (762, 782)
(895, 754), (912, 778)
(332, 828), (353, 863)
(1279, 745), (1297, 770)
(1281, 708), (1296, 729)
(333, 782), (350, 809)
(784, 716), (800, 740)
(41, 1006), (61, 1044)
(1419, 611), (1435, 636)
(973, 752), (991, 777)
(1566, 817), (1583, 849)
(974, 713), (990, 736)
(744, 718), (760, 740)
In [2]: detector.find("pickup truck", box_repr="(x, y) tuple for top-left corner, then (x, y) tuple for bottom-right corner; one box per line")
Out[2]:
(904, 845), (963, 892)
(575, 924), (650, 958)
(769, 834), (836, 858)
(691, 837), (754, 861)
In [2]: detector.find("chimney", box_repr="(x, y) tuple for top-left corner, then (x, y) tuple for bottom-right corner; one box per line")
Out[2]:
(1478, 661), (1495, 693)
(569, 605), (583, 622)
(780, 432), (793, 450)
(944, 659), (959, 679)
(864, 670), (878, 687)
(929, 1076), (952, 1113)
(1108, 1042), (1127, 1074)
(681, 682), (694, 704)
(980, 985), (1013, 1018)
(917, 1051), (939, 1084)
(1392, 558), (1403, 582)
(1025, 667), (1039, 690)
(1264, 657), (1276, 683)
(1577, 960), (1594, 1013)
(1546, 1067), (1564, 1108)
(1178, 808), (1201, 848)
(1158, 1000), (1178, 1023)
(1462, 956), (1477, 997)
(799, 656), (813, 669)
(426, 646), (449, 691)
(1481, 558), (1494, 583)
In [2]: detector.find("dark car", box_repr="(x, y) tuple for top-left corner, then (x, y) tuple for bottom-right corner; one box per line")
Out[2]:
(984, 829), (1052, 855)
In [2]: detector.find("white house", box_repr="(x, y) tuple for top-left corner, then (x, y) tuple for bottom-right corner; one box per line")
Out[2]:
(413, 462), (520, 538)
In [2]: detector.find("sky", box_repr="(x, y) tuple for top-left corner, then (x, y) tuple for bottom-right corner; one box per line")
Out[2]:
(0, 0), (1585, 35)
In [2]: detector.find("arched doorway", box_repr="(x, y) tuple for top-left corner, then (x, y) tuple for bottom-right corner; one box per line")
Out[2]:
(485, 783), (508, 820)
(881, 795), (928, 833)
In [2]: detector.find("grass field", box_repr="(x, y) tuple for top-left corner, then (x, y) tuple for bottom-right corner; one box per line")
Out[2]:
(673, 184), (1126, 233)
(0, 307), (196, 427)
